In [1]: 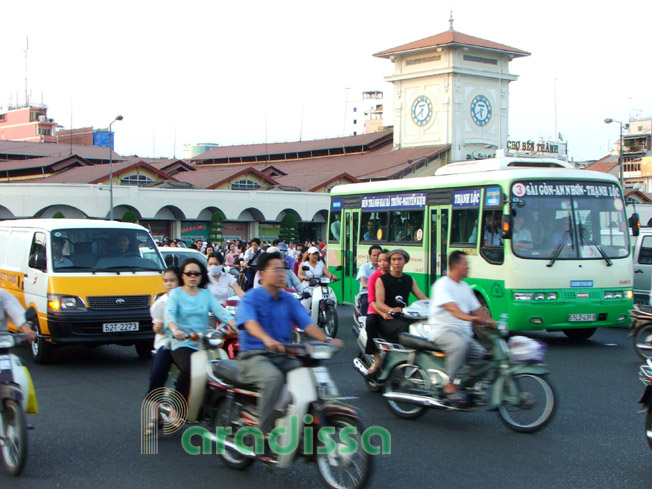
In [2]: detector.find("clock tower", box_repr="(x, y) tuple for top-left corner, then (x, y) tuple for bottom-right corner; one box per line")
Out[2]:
(374, 15), (530, 162)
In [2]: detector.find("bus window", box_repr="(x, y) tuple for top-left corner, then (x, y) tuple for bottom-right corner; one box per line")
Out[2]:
(389, 210), (424, 242)
(451, 208), (479, 245)
(329, 212), (341, 243)
(480, 209), (504, 265)
(360, 212), (388, 241)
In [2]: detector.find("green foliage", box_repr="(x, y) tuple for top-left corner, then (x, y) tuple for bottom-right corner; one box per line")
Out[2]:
(52, 211), (65, 219)
(210, 210), (225, 242)
(121, 210), (138, 223)
(279, 213), (299, 242)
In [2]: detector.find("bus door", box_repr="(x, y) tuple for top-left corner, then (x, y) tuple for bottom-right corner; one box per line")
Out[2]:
(342, 209), (360, 303)
(429, 207), (449, 284)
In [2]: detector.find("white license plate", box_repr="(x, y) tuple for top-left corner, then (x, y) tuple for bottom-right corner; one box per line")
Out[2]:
(102, 322), (139, 333)
(568, 314), (596, 322)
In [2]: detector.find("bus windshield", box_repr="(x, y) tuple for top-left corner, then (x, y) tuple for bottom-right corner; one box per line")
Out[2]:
(51, 227), (165, 272)
(510, 180), (629, 261)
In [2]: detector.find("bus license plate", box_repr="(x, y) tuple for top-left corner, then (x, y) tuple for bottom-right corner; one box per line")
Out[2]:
(103, 322), (139, 333)
(569, 314), (596, 322)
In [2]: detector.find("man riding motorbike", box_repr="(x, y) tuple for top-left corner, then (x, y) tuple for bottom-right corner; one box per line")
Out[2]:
(0, 290), (37, 342)
(374, 248), (428, 344)
(235, 251), (343, 458)
(427, 250), (490, 407)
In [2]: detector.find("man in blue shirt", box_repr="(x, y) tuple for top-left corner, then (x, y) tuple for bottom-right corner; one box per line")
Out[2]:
(236, 252), (342, 437)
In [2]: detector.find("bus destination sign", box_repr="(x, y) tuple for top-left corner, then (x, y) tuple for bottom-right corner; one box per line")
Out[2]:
(361, 193), (426, 211)
(512, 181), (620, 199)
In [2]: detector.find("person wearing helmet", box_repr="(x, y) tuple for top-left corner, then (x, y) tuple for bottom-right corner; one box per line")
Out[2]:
(253, 247), (305, 293)
(297, 246), (339, 282)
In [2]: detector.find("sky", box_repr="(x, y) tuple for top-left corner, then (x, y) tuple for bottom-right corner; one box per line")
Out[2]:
(2, 0), (651, 162)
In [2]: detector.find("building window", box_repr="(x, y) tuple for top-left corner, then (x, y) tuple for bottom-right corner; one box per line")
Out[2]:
(121, 174), (154, 186)
(231, 179), (261, 190)
(353, 120), (357, 125)
(353, 107), (357, 112)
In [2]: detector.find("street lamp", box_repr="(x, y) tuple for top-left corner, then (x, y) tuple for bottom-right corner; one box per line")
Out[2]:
(604, 118), (624, 189)
(108, 115), (123, 220)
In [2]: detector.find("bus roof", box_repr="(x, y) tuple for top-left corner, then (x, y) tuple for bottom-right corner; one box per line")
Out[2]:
(434, 157), (574, 176)
(331, 163), (619, 196)
(0, 218), (150, 232)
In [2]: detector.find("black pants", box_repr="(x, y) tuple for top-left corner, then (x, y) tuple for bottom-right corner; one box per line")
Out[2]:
(170, 347), (194, 401)
(244, 267), (256, 291)
(379, 318), (409, 344)
(148, 347), (173, 393)
(365, 313), (381, 354)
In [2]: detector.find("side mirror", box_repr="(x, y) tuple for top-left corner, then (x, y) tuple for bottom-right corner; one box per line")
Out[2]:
(28, 253), (47, 271)
(395, 296), (406, 307)
(501, 215), (513, 240)
(630, 213), (640, 237)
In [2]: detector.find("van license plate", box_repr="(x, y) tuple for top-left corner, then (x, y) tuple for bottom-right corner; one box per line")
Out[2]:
(568, 314), (596, 322)
(103, 322), (139, 333)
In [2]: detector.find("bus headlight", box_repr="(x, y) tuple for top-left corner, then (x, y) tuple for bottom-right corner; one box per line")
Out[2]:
(534, 293), (545, 301)
(612, 291), (623, 299)
(547, 292), (558, 300)
(604, 291), (613, 299)
(514, 293), (533, 301)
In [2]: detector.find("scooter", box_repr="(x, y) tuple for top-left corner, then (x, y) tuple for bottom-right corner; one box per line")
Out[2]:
(630, 305), (652, 360)
(361, 317), (556, 433)
(352, 297), (430, 393)
(179, 335), (373, 489)
(301, 266), (341, 338)
(0, 307), (38, 476)
(638, 358), (652, 450)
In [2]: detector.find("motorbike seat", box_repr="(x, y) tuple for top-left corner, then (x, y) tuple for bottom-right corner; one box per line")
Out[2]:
(398, 333), (446, 355)
(210, 360), (259, 390)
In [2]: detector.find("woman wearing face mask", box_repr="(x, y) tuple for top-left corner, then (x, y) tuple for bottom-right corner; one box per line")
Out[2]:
(207, 252), (244, 302)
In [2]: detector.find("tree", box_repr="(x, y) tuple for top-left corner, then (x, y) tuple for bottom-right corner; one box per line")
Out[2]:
(210, 210), (225, 244)
(121, 210), (138, 223)
(52, 211), (65, 218)
(279, 213), (299, 242)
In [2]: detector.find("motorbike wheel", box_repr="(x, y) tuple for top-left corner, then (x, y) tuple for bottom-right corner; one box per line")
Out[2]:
(316, 416), (373, 489)
(30, 323), (53, 365)
(633, 323), (652, 360)
(498, 373), (556, 433)
(357, 354), (381, 393)
(214, 402), (254, 471)
(646, 409), (652, 451)
(383, 363), (429, 420)
(320, 304), (339, 338)
(0, 399), (28, 476)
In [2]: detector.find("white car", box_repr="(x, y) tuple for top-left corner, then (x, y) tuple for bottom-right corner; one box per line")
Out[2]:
(158, 248), (207, 268)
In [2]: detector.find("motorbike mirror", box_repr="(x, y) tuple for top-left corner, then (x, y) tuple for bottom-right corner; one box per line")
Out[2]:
(395, 296), (406, 307)
(302, 265), (310, 271)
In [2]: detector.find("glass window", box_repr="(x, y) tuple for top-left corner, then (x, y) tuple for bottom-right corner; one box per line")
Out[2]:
(360, 212), (388, 242)
(121, 174), (154, 186)
(479, 209), (504, 264)
(328, 211), (342, 243)
(638, 236), (652, 264)
(28, 232), (47, 269)
(451, 209), (479, 245)
(231, 179), (261, 190)
(389, 210), (424, 242)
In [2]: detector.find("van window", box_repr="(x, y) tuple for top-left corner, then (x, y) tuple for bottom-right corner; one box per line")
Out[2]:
(638, 236), (652, 264)
(28, 232), (47, 270)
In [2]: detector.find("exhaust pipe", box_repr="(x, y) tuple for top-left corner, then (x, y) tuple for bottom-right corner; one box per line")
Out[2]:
(352, 357), (369, 378)
(383, 391), (448, 409)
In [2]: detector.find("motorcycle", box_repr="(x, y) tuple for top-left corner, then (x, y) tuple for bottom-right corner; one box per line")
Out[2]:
(629, 305), (652, 360)
(638, 358), (652, 450)
(359, 317), (556, 433)
(301, 266), (341, 338)
(169, 334), (373, 489)
(0, 307), (38, 476)
(352, 296), (430, 393)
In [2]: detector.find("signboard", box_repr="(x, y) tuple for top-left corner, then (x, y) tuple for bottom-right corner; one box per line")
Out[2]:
(484, 187), (502, 207)
(452, 189), (481, 208)
(512, 181), (621, 199)
(259, 223), (280, 240)
(180, 221), (209, 243)
(331, 198), (343, 211)
(222, 222), (247, 241)
(361, 193), (426, 211)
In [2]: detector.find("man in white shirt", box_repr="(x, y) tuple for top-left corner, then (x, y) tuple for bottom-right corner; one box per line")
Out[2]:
(428, 250), (489, 406)
(355, 245), (381, 314)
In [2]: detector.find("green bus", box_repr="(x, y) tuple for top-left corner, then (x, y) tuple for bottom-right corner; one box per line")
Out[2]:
(327, 157), (633, 339)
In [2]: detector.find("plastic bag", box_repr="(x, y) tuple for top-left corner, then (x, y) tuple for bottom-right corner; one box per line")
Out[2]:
(508, 336), (546, 363)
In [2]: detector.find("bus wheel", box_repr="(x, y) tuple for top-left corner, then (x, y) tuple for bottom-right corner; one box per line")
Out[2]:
(563, 328), (596, 341)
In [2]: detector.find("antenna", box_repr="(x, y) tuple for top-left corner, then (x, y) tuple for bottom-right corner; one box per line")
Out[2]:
(554, 78), (558, 141)
(24, 37), (29, 106)
(70, 99), (73, 155)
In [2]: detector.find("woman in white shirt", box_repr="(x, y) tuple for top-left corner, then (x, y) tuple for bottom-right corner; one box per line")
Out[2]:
(298, 246), (339, 282)
(206, 252), (244, 302)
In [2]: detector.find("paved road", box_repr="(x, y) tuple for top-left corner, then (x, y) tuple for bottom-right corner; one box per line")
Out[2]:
(3, 306), (651, 489)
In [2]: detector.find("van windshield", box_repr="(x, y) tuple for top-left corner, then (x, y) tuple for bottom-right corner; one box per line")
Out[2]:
(51, 228), (165, 272)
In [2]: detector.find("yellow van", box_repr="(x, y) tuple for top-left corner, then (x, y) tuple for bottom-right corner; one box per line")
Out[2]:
(0, 219), (166, 363)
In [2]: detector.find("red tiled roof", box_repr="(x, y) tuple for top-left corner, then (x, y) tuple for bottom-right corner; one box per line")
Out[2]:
(0, 140), (123, 162)
(584, 155), (619, 173)
(193, 131), (392, 161)
(374, 30), (530, 58)
(0, 155), (91, 172)
(20, 161), (176, 184)
(172, 166), (278, 189)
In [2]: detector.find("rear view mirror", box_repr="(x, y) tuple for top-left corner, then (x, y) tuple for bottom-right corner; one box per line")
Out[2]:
(630, 213), (640, 237)
(28, 253), (47, 272)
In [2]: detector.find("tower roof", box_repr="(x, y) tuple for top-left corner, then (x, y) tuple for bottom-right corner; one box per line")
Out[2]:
(374, 30), (530, 59)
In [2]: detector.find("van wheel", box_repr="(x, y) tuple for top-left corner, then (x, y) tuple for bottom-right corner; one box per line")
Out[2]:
(135, 340), (154, 360)
(31, 323), (54, 365)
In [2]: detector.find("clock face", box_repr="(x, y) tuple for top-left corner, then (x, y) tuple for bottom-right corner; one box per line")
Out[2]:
(471, 95), (492, 126)
(411, 96), (432, 126)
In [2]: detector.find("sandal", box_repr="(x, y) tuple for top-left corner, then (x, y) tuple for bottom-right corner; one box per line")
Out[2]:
(366, 362), (379, 376)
